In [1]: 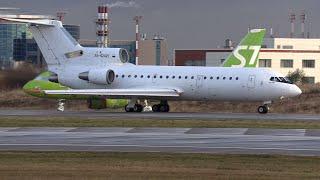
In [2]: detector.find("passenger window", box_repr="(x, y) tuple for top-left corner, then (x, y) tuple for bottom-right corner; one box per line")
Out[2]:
(191, 76), (194, 79)
(236, 77), (239, 80)
(185, 76), (188, 79)
(217, 77), (220, 80)
(154, 75), (157, 79)
(134, 75), (137, 78)
(116, 75), (119, 78)
(223, 77), (226, 80)
(204, 77), (207, 80)
(160, 76), (163, 79)
(147, 75), (150, 78)
(179, 76), (182, 79)
(210, 77), (213, 80)
(166, 76), (169, 79)
(141, 75), (144, 78)
(122, 75), (125, 78)
(172, 76), (176, 79)
(128, 75), (131, 78)
(229, 77), (232, 80)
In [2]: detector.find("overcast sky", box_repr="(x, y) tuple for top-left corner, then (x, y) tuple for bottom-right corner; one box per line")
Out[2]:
(1, 0), (320, 52)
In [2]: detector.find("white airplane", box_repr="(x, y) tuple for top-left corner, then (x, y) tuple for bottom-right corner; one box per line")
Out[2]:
(2, 18), (302, 114)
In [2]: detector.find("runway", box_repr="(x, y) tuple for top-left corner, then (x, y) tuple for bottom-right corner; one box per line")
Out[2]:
(0, 109), (320, 121)
(1, 127), (320, 156)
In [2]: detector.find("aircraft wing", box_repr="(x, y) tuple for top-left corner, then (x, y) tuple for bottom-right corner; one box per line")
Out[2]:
(44, 88), (183, 98)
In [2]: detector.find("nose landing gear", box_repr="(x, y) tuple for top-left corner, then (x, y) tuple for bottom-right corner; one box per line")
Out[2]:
(258, 105), (269, 114)
(258, 101), (271, 114)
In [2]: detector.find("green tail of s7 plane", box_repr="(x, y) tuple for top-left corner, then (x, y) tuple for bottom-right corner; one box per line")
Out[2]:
(223, 29), (266, 68)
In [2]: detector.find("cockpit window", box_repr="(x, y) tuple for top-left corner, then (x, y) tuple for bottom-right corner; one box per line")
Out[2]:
(270, 76), (293, 84)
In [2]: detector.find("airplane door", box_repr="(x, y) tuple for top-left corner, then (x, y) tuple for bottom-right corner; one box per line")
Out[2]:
(196, 75), (204, 88)
(247, 75), (256, 89)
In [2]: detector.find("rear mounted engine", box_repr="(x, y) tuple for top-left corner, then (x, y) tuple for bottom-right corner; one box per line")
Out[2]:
(79, 69), (115, 85)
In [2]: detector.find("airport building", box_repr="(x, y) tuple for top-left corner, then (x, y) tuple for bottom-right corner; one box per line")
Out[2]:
(175, 37), (320, 83)
(0, 14), (80, 68)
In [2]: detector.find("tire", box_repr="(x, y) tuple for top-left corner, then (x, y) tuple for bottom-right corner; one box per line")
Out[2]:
(133, 104), (143, 113)
(137, 104), (144, 112)
(125, 105), (134, 112)
(159, 105), (170, 113)
(152, 105), (160, 112)
(258, 106), (268, 114)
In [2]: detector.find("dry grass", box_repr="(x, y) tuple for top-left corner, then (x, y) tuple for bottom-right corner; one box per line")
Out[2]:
(0, 152), (319, 179)
(1, 116), (320, 129)
(0, 64), (38, 90)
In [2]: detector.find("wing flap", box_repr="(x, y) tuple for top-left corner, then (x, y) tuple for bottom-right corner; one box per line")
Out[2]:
(44, 88), (183, 97)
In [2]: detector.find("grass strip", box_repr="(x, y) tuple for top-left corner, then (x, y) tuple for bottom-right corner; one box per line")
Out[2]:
(0, 152), (319, 179)
(0, 116), (320, 129)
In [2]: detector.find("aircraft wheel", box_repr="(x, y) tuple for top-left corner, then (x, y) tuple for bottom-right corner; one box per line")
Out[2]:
(159, 104), (170, 113)
(125, 105), (134, 113)
(258, 105), (269, 114)
(152, 104), (160, 112)
(134, 104), (143, 113)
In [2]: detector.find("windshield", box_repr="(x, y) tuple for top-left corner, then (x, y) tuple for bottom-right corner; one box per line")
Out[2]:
(270, 76), (293, 84)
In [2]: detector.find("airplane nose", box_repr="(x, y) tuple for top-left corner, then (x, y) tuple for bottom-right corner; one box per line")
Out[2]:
(290, 85), (302, 97)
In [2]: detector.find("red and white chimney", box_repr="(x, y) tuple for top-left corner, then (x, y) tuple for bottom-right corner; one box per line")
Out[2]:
(97, 5), (109, 48)
(133, 16), (142, 65)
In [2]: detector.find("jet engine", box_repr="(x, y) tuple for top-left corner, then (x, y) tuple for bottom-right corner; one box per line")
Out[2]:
(92, 48), (129, 64)
(79, 69), (115, 85)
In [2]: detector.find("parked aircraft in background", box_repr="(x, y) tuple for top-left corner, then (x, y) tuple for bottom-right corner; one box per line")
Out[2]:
(22, 27), (266, 112)
(6, 18), (300, 114)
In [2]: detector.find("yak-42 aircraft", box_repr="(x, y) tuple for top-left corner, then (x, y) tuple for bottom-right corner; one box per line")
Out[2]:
(23, 26), (266, 112)
(4, 18), (301, 114)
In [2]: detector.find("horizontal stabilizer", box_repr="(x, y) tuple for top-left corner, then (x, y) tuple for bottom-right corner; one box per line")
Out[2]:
(0, 18), (54, 26)
(44, 88), (183, 98)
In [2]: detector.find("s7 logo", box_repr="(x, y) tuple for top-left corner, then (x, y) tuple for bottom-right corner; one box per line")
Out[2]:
(231, 46), (260, 67)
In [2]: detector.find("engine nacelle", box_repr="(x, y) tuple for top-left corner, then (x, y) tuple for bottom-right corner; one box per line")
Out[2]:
(79, 69), (115, 85)
(92, 48), (130, 63)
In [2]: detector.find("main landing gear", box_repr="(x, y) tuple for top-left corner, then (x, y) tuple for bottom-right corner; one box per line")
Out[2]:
(125, 100), (170, 113)
(125, 104), (143, 113)
(152, 100), (170, 113)
(257, 101), (271, 114)
(125, 99), (143, 113)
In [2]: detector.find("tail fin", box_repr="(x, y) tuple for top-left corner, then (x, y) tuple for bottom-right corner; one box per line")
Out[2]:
(1, 18), (81, 69)
(223, 29), (266, 68)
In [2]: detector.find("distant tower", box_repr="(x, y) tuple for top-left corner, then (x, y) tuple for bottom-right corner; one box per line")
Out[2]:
(300, 10), (306, 38)
(57, 11), (67, 22)
(289, 10), (296, 38)
(133, 16), (142, 65)
(270, 27), (274, 38)
(96, 5), (109, 48)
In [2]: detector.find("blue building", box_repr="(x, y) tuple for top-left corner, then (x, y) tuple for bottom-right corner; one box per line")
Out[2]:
(0, 15), (80, 68)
